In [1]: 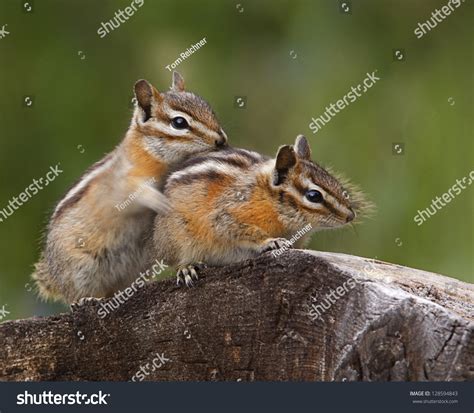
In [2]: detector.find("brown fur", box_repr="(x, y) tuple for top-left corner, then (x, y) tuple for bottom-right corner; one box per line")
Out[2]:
(33, 72), (228, 303)
(152, 135), (371, 285)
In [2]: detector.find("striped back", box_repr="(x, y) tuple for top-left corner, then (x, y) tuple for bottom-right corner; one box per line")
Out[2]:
(165, 147), (268, 191)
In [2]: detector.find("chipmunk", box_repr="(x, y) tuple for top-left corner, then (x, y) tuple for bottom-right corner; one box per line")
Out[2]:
(33, 71), (228, 303)
(152, 135), (368, 286)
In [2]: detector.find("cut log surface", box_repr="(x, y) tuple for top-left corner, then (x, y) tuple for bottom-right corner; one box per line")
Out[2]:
(0, 250), (472, 382)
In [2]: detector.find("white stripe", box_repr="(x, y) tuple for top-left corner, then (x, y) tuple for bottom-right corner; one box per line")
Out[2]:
(302, 178), (326, 197)
(300, 177), (328, 209)
(301, 177), (350, 213)
(147, 116), (219, 141)
(163, 104), (220, 140)
(215, 149), (263, 162)
(163, 106), (192, 124)
(53, 154), (116, 217)
(192, 122), (220, 140)
(148, 119), (190, 137)
(169, 160), (242, 182)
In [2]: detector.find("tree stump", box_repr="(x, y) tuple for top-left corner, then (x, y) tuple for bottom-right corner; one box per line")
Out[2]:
(0, 250), (472, 381)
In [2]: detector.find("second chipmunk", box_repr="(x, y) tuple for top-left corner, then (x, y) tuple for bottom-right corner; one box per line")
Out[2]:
(33, 71), (228, 303)
(152, 135), (369, 286)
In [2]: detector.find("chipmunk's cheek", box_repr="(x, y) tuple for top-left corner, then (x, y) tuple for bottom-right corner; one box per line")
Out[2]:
(312, 214), (326, 227)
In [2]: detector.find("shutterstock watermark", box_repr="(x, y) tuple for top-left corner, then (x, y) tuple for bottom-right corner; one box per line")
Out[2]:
(309, 70), (380, 134)
(97, 0), (144, 39)
(165, 37), (207, 71)
(414, 0), (465, 39)
(271, 223), (312, 257)
(17, 391), (109, 406)
(0, 163), (63, 223)
(0, 304), (10, 321)
(0, 24), (10, 39)
(309, 278), (358, 321)
(414, 170), (474, 226)
(308, 258), (383, 321)
(131, 352), (171, 382)
(97, 259), (168, 318)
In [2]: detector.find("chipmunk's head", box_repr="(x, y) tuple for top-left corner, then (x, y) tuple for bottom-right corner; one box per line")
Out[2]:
(272, 135), (367, 231)
(131, 71), (227, 161)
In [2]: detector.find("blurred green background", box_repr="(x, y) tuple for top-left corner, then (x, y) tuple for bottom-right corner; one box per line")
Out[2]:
(0, 0), (472, 319)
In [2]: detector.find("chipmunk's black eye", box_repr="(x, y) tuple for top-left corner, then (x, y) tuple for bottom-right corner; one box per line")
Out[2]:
(171, 116), (189, 130)
(306, 189), (323, 203)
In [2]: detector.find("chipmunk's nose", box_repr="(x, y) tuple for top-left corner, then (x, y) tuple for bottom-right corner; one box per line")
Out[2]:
(215, 129), (228, 147)
(346, 208), (355, 223)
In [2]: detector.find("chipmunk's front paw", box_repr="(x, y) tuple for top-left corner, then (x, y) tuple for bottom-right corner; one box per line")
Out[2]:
(176, 263), (206, 287)
(70, 296), (103, 311)
(259, 238), (292, 253)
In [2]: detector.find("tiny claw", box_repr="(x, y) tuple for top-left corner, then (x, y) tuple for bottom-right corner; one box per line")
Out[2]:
(260, 238), (292, 253)
(176, 264), (204, 288)
(190, 267), (199, 281)
(184, 274), (194, 287)
(70, 296), (101, 311)
(176, 270), (185, 286)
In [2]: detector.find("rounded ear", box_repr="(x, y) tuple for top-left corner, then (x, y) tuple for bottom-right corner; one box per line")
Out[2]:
(134, 80), (162, 121)
(273, 145), (297, 185)
(295, 135), (311, 160)
(171, 71), (185, 92)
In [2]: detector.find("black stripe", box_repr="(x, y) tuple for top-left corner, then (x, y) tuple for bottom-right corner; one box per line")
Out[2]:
(167, 169), (224, 188)
(226, 148), (266, 163)
(215, 156), (249, 168)
(177, 155), (213, 169)
(173, 148), (264, 173)
(165, 147), (266, 191)
(322, 199), (342, 217)
(303, 161), (342, 200)
(53, 152), (114, 220)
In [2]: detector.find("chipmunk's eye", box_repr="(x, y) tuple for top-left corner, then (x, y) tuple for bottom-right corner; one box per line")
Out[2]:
(306, 189), (323, 203)
(171, 116), (189, 130)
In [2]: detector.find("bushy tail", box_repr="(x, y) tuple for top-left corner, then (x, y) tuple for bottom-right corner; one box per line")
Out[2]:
(31, 257), (62, 302)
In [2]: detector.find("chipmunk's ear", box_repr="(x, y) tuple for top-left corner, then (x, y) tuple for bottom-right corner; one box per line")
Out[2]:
(171, 71), (185, 92)
(134, 79), (162, 122)
(273, 145), (297, 185)
(295, 135), (311, 160)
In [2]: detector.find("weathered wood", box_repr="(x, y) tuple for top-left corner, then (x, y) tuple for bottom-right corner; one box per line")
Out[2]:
(0, 250), (472, 381)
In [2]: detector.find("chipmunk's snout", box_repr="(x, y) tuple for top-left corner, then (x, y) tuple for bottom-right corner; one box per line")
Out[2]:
(215, 130), (228, 147)
(215, 136), (227, 147)
(346, 208), (355, 223)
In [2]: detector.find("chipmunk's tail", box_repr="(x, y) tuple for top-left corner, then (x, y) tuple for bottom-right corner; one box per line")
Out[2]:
(31, 256), (63, 302)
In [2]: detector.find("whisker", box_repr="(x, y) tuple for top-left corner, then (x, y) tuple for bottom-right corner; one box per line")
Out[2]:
(349, 222), (359, 238)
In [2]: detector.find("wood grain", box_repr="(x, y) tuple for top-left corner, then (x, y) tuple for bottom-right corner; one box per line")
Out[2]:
(1, 250), (472, 381)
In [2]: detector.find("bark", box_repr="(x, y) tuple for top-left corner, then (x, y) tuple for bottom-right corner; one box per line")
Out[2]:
(0, 250), (473, 382)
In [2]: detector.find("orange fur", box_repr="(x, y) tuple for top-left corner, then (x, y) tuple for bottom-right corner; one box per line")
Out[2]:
(125, 134), (167, 179)
(230, 187), (284, 239)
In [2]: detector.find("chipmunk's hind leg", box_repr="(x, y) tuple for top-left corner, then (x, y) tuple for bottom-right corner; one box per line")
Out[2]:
(176, 262), (207, 287)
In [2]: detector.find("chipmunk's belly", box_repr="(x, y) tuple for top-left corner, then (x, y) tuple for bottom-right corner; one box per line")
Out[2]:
(53, 210), (155, 300)
(93, 216), (154, 295)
